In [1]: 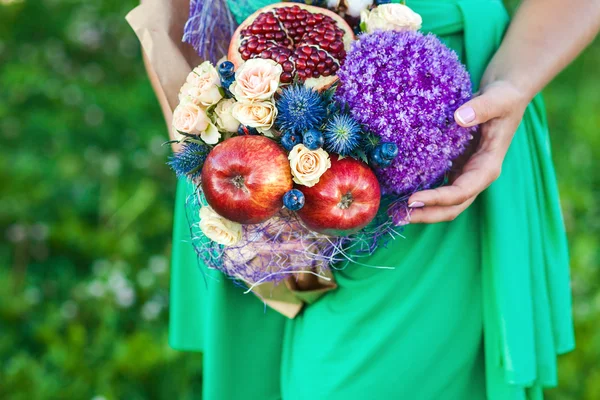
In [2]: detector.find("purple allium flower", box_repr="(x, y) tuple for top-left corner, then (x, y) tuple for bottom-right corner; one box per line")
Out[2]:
(336, 30), (475, 196)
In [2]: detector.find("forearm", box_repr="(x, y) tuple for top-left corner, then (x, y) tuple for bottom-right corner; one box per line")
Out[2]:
(482, 0), (600, 99)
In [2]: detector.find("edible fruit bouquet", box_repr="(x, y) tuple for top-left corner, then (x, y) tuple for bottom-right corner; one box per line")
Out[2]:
(169, 2), (475, 293)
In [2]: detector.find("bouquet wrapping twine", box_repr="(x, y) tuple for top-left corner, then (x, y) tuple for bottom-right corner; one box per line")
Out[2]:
(126, 0), (337, 319)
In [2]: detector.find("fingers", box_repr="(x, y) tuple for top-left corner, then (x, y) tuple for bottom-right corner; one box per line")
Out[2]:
(408, 150), (501, 208)
(409, 197), (476, 224)
(454, 83), (513, 127)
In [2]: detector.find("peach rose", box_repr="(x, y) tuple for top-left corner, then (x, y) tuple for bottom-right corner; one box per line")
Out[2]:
(179, 61), (223, 107)
(361, 4), (422, 34)
(172, 102), (221, 144)
(230, 59), (282, 102)
(199, 206), (243, 246)
(288, 144), (331, 187)
(231, 101), (277, 134)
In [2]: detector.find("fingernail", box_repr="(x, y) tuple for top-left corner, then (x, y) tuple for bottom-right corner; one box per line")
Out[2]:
(456, 107), (475, 125)
(408, 201), (424, 208)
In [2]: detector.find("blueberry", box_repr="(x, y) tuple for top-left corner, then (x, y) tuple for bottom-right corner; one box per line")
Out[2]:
(303, 128), (324, 150)
(375, 0), (393, 4)
(283, 189), (305, 211)
(280, 132), (302, 151)
(379, 142), (399, 161)
(218, 61), (235, 78)
(369, 147), (392, 168)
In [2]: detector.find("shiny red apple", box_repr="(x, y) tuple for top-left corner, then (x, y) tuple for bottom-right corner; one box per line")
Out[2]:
(296, 156), (381, 236)
(201, 135), (293, 224)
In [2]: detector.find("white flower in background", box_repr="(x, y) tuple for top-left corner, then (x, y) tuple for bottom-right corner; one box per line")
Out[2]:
(288, 144), (331, 187)
(86, 280), (106, 298)
(230, 59), (282, 102)
(179, 61), (223, 106)
(231, 101), (277, 134)
(214, 98), (241, 132)
(172, 102), (221, 144)
(141, 300), (163, 321)
(344, 0), (374, 18)
(199, 206), (243, 246)
(361, 4), (422, 33)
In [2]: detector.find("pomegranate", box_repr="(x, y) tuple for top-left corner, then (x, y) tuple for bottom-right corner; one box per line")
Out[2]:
(228, 4), (355, 90)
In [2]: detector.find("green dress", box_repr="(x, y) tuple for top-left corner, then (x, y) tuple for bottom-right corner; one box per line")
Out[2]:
(169, 1), (575, 399)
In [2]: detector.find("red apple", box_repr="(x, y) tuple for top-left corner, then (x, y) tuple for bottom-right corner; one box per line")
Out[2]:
(296, 156), (381, 236)
(201, 135), (293, 224)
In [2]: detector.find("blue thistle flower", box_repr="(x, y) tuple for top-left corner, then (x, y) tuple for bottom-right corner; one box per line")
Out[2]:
(276, 85), (327, 134)
(324, 114), (362, 156)
(168, 142), (211, 179)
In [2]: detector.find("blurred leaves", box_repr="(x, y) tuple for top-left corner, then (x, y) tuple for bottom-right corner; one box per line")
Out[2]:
(0, 0), (201, 399)
(0, 0), (598, 399)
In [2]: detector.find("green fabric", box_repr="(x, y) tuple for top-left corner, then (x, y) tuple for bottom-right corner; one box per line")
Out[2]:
(169, 0), (575, 398)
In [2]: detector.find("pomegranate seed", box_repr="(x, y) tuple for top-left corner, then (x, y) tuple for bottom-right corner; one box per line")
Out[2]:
(276, 54), (288, 63)
(298, 70), (306, 78)
(323, 68), (331, 76)
(329, 41), (342, 53)
(261, 50), (272, 58)
(242, 50), (251, 59)
(265, 32), (274, 39)
(331, 64), (339, 72)
(312, 70), (319, 77)
(296, 59), (307, 69)
(301, 46), (312, 55)
(317, 62), (326, 72)
(247, 41), (258, 51)
(307, 17), (316, 25)
(325, 58), (333, 66)
(318, 50), (327, 60)
(292, 21), (300, 28)
(291, 5), (300, 13)
(281, 72), (293, 83)
(251, 26), (261, 34)
(307, 60), (315, 68)
(324, 33), (335, 41)
(310, 54), (320, 63)
(258, 38), (266, 44)
(282, 61), (294, 72)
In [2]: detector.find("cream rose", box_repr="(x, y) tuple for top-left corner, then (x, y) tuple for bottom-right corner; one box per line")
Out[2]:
(288, 144), (331, 187)
(344, 0), (374, 18)
(199, 206), (243, 246)
(231, 101), (277, 134)
(361, 4), (422, 34)
(179, 61), (223, 107)
(230, 59), (282, 102)
(172, 102), (221, 144)
(214, 98), (241, 133)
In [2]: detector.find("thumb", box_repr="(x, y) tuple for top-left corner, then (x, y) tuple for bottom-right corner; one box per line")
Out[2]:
(454, 89), (504, 127)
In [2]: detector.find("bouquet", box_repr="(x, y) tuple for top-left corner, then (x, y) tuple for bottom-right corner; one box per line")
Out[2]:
(168, 2), (475, 309)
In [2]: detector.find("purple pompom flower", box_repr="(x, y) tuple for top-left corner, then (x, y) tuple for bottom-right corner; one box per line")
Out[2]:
(336, 30), (475, 196)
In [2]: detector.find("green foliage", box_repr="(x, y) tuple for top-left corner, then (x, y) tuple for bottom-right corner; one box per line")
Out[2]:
(0, 0), (598, 399)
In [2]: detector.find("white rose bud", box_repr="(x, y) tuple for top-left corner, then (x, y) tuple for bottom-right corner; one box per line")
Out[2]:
(231, 101), (277, 134)
(361, 4), (422, 34)
(199, 206), (243, 246)
(288, 144), (331, 187)
(214, 98), (241, 133)
(179, 61), (223, 107)
(230, 59), (282, 102)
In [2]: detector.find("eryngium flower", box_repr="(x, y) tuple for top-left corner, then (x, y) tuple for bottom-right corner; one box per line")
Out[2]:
(336, 30), (475, 195)
(168, 142), (211, 179)
(324, 113), (362, 156)
(276, 85), (327, 134)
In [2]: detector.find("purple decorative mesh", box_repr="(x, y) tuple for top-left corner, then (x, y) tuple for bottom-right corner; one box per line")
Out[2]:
(185, 186), (401, 285)
(182, 0), (238, 63)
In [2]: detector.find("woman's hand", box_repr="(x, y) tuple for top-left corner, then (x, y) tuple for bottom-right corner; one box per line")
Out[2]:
(406, 80), (530, 223)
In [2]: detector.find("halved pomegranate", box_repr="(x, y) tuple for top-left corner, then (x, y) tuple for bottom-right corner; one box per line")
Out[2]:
(228, 3), (355, 91)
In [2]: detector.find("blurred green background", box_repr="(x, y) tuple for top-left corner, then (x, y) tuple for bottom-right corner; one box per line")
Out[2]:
(0, 0), (597, 399)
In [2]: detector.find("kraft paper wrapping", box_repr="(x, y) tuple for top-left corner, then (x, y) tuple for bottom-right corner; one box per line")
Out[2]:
(125, 0), (337, 319)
